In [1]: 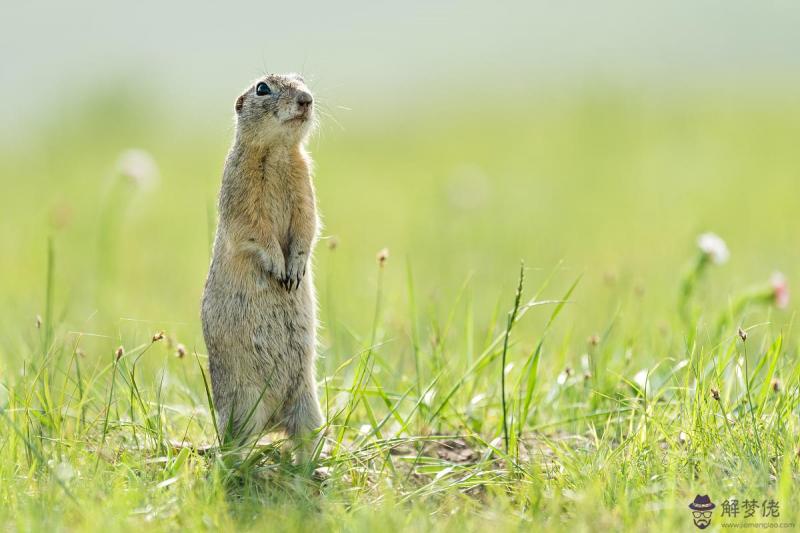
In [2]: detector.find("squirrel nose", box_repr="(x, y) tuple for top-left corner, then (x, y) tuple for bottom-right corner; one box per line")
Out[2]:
(296, 91), (313, 108)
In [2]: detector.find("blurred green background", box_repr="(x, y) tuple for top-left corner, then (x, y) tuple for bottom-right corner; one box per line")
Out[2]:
(1, 1), (799, 374)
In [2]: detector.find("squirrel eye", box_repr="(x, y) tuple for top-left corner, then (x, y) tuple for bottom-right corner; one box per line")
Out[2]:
(255, 82), (272, 96)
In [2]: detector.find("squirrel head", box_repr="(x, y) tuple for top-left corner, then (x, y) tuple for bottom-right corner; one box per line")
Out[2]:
(234, 73), (315, 147)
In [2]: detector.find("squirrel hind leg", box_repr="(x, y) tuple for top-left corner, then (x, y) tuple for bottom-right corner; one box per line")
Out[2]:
(216, 389), (275, 449)
(283, 386), (324, 464)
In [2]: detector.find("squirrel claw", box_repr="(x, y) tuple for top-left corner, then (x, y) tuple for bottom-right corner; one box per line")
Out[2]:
(284, 255), (307, 292)
(280, 274), (302, 292)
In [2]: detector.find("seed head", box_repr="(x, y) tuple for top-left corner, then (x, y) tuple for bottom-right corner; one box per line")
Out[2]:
(583, 371), (592, 381)
(115, 346), (125, 361)
(737, 327), (747, 342)
(376, 247), (389, 267)
(152, 330), (165, 342)
(710, 387), (720, 401)
(175, 344), (186, 359)
(588, 334), (600, 347)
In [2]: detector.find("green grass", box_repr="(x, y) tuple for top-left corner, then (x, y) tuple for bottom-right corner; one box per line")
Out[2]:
(1, 84), (799, 531)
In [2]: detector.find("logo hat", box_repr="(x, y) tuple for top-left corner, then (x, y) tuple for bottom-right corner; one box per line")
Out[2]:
(688, 495), (716, 511)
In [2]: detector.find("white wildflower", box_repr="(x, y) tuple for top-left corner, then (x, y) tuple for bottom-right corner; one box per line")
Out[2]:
(697, 232), (729, 264)
(116, 149), (159, 191)
(633, 369), (649, 392)
(422, 389), (436, 406)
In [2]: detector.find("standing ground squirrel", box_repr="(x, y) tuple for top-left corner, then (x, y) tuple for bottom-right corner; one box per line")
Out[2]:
(201, 73), (323, 458)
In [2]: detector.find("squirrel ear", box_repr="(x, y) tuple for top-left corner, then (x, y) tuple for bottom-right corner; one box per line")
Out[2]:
(235, 94), (245, 113)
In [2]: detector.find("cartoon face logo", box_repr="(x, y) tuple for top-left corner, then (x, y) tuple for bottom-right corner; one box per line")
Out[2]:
(688, 495), (716, 529)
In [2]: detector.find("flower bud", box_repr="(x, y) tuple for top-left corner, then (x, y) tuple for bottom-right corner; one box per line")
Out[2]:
(376, 247), (389, 267)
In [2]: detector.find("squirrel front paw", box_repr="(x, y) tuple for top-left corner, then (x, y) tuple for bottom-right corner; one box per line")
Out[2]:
(283, 251), (308, 291)
(258, 248), (286, 287)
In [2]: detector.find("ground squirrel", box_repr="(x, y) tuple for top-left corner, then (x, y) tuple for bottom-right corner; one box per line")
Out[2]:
(201, 73), (323, 459)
